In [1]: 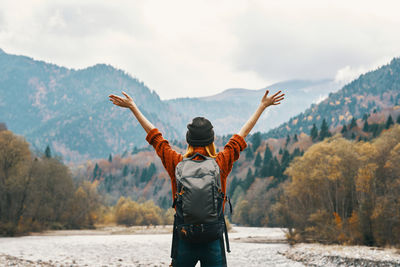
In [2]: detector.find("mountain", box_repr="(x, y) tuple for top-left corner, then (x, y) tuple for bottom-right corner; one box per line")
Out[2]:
(0, 49), (342, 161)
(265, 58), (400, 139)
(167, 79), (340, 135)
(85, 59), (400, 215)
(0, 49), (184, 161)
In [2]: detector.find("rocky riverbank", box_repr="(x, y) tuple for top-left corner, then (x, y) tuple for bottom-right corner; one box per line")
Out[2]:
(282, 243), (400, 267)
(1, 227), (400, 266)
(29, 225), (173, 236)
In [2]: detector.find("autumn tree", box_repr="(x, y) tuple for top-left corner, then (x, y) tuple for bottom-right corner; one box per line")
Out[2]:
(0, 130), (31, 232)
(277, 125), (400, 246)
(114, 197), (163, 226)
(0, 130), (105, 236)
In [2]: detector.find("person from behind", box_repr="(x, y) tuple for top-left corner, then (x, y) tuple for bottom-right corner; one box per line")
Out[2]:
(109, 89), (284, 266)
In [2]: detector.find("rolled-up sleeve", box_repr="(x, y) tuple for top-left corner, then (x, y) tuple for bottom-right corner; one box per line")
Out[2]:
(145, 128), (182, 196)
(216, 134), (247, 177)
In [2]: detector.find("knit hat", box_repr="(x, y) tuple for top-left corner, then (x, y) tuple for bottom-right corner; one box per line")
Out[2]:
(186, 117), (214, 146)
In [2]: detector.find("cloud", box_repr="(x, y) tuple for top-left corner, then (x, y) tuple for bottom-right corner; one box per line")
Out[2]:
(1, 0), (400, 99)
(334, 56), (395, 86)
(231, 1), (400, 81)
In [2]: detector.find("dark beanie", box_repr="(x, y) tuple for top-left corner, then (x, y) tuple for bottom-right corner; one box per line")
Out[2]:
(186, 117), (215, 146)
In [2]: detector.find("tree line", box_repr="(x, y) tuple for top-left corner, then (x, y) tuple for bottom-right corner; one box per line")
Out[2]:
(276, 124), (400, 246)
(230, 115), (400, 247)
(0, 128), (101, 236)
(0, 128), (172, 236)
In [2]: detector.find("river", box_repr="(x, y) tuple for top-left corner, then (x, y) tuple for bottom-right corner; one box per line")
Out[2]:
(0, 226), (304, 266)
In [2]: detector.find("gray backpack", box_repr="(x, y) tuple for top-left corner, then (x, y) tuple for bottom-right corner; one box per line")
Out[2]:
(171, 153), (231, 260)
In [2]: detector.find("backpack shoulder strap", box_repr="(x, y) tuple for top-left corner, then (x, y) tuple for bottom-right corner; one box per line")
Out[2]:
(187, 152), (208, 160)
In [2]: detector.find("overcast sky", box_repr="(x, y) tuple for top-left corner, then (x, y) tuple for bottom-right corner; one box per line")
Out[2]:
(1, 0), (400, 99)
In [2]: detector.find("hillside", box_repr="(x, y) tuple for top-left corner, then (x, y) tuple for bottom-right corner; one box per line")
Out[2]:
(167, 79), (339, 134)
(0, 49), (341, 161)
(77, 57), (400, 216)
(265, 58), (400, 139)
(0, 49), (184, 161)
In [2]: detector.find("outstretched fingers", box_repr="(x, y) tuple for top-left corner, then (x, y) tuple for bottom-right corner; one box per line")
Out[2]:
(271, 90), (282, 98)
(122, 91), (132, 100)
(272, 91), (284, 105)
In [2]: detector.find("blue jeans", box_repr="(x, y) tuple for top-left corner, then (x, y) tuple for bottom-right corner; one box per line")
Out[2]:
(174, 238), (227, 267)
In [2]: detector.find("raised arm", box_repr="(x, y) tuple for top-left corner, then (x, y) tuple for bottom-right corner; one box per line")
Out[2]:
(238, 90), (285, 138)
(108, 91), (155, 134)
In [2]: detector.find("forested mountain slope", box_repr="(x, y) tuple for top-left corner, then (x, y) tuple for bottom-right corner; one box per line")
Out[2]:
(0, 48), (340, 161)
(0, 49), (183, 161)
(265, 58), (400, 139)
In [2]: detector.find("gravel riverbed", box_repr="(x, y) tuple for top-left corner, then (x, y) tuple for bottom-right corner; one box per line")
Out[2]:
(0, 226), (399, 266)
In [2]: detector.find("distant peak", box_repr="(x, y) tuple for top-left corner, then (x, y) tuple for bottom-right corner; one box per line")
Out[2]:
(83, 63), (116, 72)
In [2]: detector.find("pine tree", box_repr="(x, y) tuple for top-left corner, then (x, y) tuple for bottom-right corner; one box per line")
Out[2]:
(385, 115), (394, 129)
(285, 135), (291, 146)
(272, 156), (282, 179)
(310, 123), (318, 141)
(292, 148), (302, 158)
(363, 120), (369, 132)
(281, 149), (290, 169)
(243, 168), (255, 191)
(362, 113), (369, 122)
(93, 163), (101, 181)
(245, 145), (254, 160)
(350, 117), (357, 129)
(123, 165), (129, 177)
(397, 115), (400, 124)
(251, 132), (262, 151)
(108, 153), (113, 162)
(254, 153), (262, 167)
(319, 119), (331, 141)
(260, 159), (271, 177)
(148, 163), (156, 177)
(44, 145), (52, 158)
(263, 145), (272, 165)
(228, 176), (238, 196)
(341, 125), (348, 134)
(294, 134), (298, 142)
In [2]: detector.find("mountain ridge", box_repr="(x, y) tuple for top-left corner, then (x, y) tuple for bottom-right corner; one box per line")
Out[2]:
(264, 57), (400, 139)
(0, 48), (377, 162)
